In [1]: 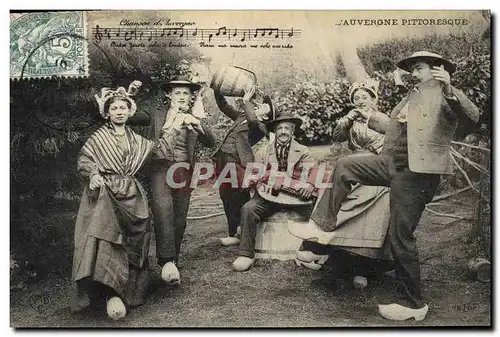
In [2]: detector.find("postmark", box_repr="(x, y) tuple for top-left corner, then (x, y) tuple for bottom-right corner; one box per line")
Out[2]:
(10, 11), (89, 79)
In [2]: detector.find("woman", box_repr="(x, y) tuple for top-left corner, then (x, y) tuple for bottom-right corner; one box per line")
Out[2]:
(295, 81), (393, 289)
(71, 83), (155, 320)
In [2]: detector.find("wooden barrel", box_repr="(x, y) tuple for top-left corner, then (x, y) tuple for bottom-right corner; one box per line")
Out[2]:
(255, 209), (307, 261)
(210, 65), (257, 97)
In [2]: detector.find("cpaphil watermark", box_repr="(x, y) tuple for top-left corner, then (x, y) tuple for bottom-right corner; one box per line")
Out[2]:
(164, 162), (333, 190)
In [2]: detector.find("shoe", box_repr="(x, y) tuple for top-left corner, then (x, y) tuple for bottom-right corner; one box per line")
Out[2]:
(296, 250), (329, 265)
(106, 297), (126, 320)
(353, 276), (368, 289)
(378, 303), (429, 321)
(287, 219), (336, 245)
(220, 236), (241, 246)
(232, 256), (254, 272)
(295, 258), (323, 270)
(161, 262), (180, 285)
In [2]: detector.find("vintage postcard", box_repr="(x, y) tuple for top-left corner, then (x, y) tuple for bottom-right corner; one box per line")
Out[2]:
(9, 9), (491, 328)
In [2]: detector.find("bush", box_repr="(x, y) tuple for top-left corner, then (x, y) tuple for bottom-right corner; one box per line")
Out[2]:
(268, 33), (490, 146)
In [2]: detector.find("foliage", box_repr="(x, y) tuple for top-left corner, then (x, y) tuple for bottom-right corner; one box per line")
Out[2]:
(269, 32), (490, 146)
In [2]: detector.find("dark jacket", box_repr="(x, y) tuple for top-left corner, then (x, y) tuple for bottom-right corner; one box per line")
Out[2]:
(211, 93), (268, 167)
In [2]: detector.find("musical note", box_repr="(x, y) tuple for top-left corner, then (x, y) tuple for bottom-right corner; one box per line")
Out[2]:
(216, 26), (227, 36)
(232, 29), (238, 38)
(192, 28), (198, 37)
(115, 28), (121, 38)
(288, 27), (294, 37)
(240, 31), (246, 42)
(94, 25), (103, 43)
(148, 30), (153, 41)
(124, 29), (137, 41)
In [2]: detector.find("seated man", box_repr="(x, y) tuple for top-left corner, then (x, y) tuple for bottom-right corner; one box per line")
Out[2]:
(232, 110), (318, 272)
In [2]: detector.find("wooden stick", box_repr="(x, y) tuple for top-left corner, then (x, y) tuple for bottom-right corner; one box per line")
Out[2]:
(451, 141), (490, 152)
(450, 148), (489, 175)
(187, 212), (225, 220)
(424, 206), (471, 220)
(431, 185), (476, 202)
(451, 155), (480, 194)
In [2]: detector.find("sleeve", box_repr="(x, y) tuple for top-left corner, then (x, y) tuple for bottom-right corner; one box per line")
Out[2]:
(76, 145), (100, 181)
(296, 147), (318, 186)
(443, 86), (481, 123)
(242, 100), (259, 127)
(198, 122), (217, 147)
(332, 117), (353, 143)
(367, 111), (390, 134)
(214, 93), (240, 121)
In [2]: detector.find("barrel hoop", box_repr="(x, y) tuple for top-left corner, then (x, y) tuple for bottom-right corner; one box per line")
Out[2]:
(213, 67), (229, 93)
(228, 68), (242, 95)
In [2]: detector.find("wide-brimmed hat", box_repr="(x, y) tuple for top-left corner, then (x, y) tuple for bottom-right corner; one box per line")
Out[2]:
(162, 75), (201, 92)
(264, 109), (303, 132)
(397, 51), (456, 75)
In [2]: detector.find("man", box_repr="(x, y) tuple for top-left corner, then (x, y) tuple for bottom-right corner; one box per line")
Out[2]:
(213, 85), (272, 246)
(232, 110), (317, 272)
(130, 75), (216, 286)
(289, 51), (480, 321)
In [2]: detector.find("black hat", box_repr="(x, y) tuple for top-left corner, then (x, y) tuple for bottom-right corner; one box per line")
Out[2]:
(264, 109), (303, 133)
(162, 75), (201, 92)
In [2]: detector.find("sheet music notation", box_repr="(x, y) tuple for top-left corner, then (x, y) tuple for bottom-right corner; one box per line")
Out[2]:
(93, 26), (300, 44)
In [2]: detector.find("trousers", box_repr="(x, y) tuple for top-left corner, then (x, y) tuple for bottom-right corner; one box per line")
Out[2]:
(310, 154), (440, 308)
(150, 161), (193, 266)
(215, 152), (251, 237)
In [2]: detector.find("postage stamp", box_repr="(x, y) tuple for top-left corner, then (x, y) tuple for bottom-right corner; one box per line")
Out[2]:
(10, 11), (89, 80)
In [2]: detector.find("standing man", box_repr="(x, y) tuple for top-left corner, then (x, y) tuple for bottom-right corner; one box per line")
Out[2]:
(232, 110), (317, 272)
(213, 85), (273, 246)
(289, 51), (480, 321)
(131, 75), (216, 286)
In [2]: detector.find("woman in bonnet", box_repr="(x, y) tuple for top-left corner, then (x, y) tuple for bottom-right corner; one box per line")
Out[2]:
(71, 81), (155, 320)
(295, 80), (393, 290)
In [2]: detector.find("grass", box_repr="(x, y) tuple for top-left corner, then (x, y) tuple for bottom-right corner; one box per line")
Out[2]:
(10, 147), (491, 328)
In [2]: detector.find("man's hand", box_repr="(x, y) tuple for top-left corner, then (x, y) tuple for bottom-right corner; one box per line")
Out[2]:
(431, 65), (452, 96)
(184, 114), (204, 134)
(298, 183), (315, 200)
(89, 174), (105, 190)
(243, 84), (256, 102)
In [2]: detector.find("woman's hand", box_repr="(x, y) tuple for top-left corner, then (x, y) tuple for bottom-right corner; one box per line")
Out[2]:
(89, 174), (105, 190)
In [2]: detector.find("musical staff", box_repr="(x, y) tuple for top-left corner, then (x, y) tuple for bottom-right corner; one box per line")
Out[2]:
(92, 25), (301, 44)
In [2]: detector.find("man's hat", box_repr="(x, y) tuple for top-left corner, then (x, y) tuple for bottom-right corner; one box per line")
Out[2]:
(264, 109), (303, 132)
(397, 51), (456, 75)
(162, 75), (202, 92)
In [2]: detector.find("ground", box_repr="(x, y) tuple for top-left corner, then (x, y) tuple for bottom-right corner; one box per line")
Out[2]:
(10, 146), (491, 328)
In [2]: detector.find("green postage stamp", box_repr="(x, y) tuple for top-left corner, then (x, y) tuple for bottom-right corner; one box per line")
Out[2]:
(10, 11), (89, 79)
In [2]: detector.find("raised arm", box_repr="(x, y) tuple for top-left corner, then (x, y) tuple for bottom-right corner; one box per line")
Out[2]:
(214, 92), (240, 121)
(444, 86), (480, 123)
(367, 110), (391, 135)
